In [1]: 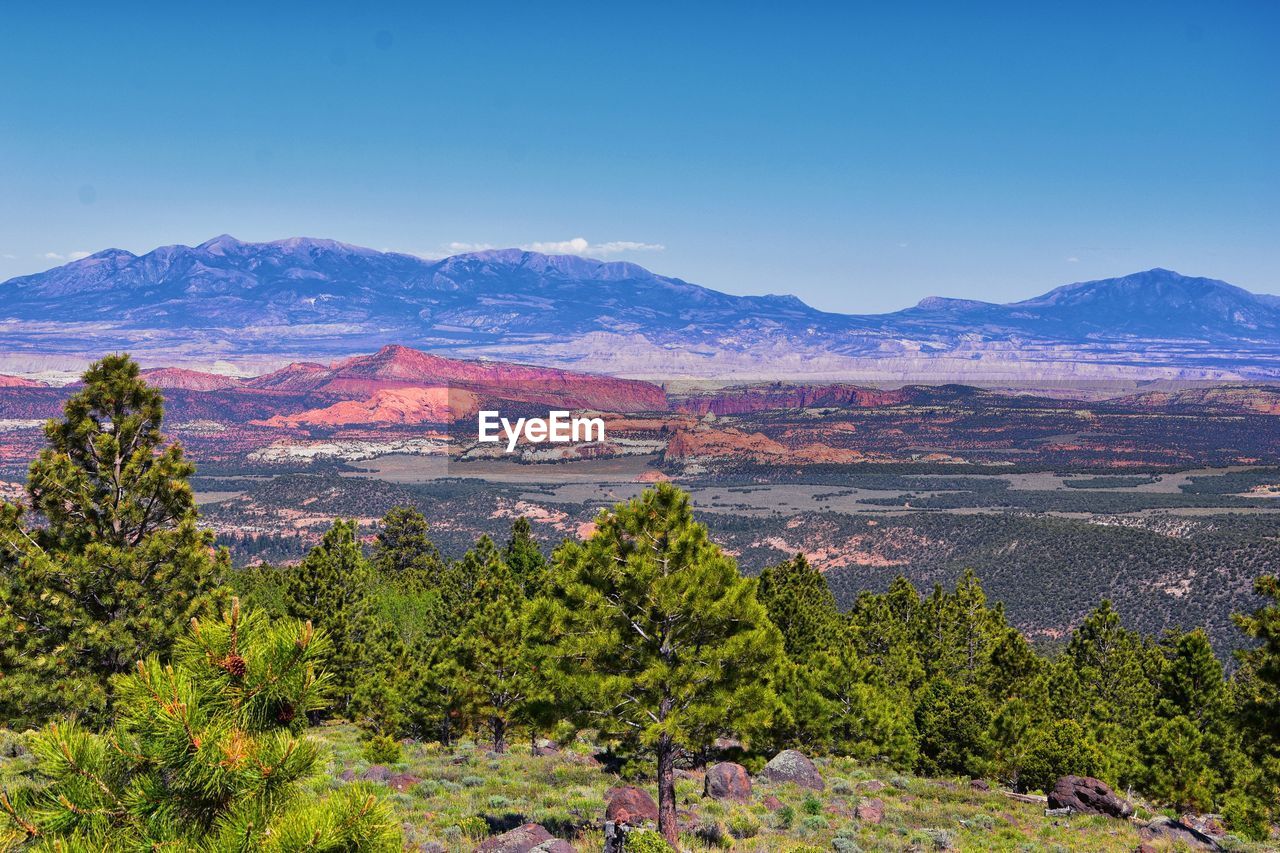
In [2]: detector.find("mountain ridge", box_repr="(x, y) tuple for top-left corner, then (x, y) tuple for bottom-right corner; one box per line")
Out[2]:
(2, 236), (1278, 380)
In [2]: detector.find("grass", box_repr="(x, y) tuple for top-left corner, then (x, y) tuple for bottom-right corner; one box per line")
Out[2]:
(2, 723), (1273, 851)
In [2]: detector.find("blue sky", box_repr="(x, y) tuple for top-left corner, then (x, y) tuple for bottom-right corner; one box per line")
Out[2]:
(1, 1), (1276, 313)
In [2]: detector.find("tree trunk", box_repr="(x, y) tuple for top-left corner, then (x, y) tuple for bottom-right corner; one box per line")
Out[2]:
(656, 736), (679, 847)
(492, 716), (507, 754)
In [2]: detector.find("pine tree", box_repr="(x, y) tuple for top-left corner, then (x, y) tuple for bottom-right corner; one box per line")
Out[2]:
(530, 484), (785, 846)
(284, 520), (398, 718)
(848, 576), (925, 698)
(806, 624), (917, 766)
(757, 553), (842, 659)
(1059, 599), (1161, 787)
(1232, 575), (1280, 829)
(371, 505), (442, 588)
(0, 354), (226, 728)
(0, 600), (399, 850)
(504, 516), (548, 596)
(448, 539), (535, 753)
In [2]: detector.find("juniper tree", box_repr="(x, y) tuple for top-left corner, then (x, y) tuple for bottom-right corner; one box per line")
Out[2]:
(0, 354), (226, 728)
(0, 600), (399, 850)
(531, 484), (784, 846)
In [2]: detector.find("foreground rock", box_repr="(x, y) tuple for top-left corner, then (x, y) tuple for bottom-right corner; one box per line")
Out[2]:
(758, 750), (824, 791)
(1047, 775), (1133, 819)
(604, 786), (658, 825)
(704, 762), (752, 802)
(855, 797), (885, 824)
(1139, 816), (1219, 850)
(476, 823), (568, 853)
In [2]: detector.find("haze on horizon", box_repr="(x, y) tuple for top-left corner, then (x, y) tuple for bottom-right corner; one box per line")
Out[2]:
(1, 1), (1276, 313)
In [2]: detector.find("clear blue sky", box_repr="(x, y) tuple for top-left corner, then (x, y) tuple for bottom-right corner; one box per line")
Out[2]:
(1, 1), (1276, 312)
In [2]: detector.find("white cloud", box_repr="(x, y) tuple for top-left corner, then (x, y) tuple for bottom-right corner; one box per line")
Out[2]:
(69, 250), (91, 260)
(446, 241), (496, 254)
(43, 252), (64, 260)
(520, 237), (664, 257)
(40, 251), (91, 262)
(406, 237), (665, 260)
(1066, 256), (1080, 263)
(1, 254), (15, 260)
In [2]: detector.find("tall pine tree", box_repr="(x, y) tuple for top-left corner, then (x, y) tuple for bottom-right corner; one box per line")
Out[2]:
(531, 484), (784, 846)
(0, 354), (226, 728)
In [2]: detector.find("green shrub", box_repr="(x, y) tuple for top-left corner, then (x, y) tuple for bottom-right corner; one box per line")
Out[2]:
(802, 794), (824, 815)
(774, 804), (797, 829)
(362, 733), (403, 764)
(461, 774), (486, 787)
(799, 814), (829, 833)
(727, 809), (761, 839)
(625, 828), (673, 852)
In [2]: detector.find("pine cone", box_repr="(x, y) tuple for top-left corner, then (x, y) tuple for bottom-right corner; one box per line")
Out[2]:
(276, 703), (296, 723)
(219, 653), (248, 677)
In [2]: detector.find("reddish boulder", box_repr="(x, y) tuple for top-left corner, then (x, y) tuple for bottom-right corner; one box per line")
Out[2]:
(762, 794), (784, 812)
(855, 797), (885, 824)
(970, 779), (990, 792)
(758, 749), (824, 791)
(605, 786), (658, 825)
(387, 772), (420, 792)
(1047, 776), (1133, 819)
(476, 823), (555, 853)
(704, 762), (752, 802)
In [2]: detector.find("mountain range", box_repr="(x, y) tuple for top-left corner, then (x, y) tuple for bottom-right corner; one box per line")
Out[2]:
(2, 235), (1278, 381)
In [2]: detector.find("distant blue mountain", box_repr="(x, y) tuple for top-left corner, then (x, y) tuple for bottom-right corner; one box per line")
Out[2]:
(2, 236), (1278, 379)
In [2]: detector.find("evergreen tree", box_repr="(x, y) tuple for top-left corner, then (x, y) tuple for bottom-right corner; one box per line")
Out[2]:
(920, 569), (1006, 686)
(371, 505), (442, 588)
(848, 576), (925, 698)
(806, 625), (917, 767)
(757, 553), (842, 659)
(1059, 599), (1161, 787)
(1232, 575), (1280, 829)
(913, 678), (992, 777)
(0, 600), (398, 850)
(531, 484), (784, 846)
(284, 520), (397, 718)
(448, 539), (534, 753)
(0, 354), (226, 728)
(504, 516), (548, 596)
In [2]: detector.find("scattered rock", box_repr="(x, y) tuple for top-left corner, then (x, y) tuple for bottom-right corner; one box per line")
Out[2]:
(859, 779), (886, 792)
(1181, 813), (1226, 839)
(450, 754), (471, 765)
(675, 768), (702, 782)
(762, 794), (784, 812)
(476, 823), (556, 853)
(338, 769), (356, 782)
(387, 772), (420, 792)
(704, 762), (752, 802)
(604, 786), (658, 825)
(1136, 845), (1158, 853)
(530, 841), (574, 853)
(1047, 775), (1133, 819)
(1139, 816), (1218, 850)
(970, 779), (990, 792)
(359, 765), (392, 783)
(532, 745), (560, 757)
(855, 797), (885, 825)
(758, 749), (824, 791)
